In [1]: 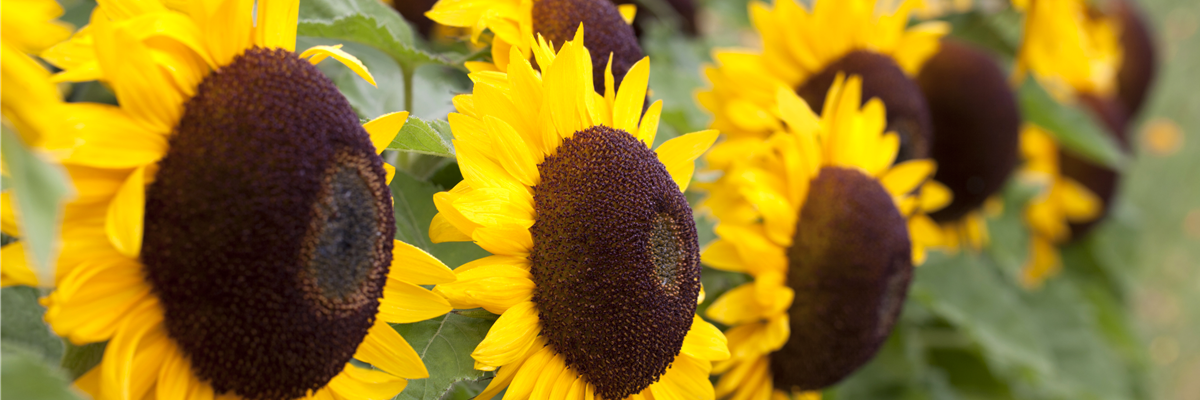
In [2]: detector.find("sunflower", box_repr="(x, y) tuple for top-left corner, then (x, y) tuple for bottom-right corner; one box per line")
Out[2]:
(427, 28), (729, 400)
(914, 39), (1021, 253)
(424, 0), (639, 91)
(700, 75), (947, 398)
(1013, 0), (1122, 101)
(0, 0), (74, 287)
(1017, 125), (1101, 288)
(22, 1), (458, 399)
(698, 0), (947, 167)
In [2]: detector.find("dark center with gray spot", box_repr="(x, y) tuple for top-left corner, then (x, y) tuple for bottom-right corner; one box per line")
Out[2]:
(141, 47), (395, 400)
(529, 125), (700, 399)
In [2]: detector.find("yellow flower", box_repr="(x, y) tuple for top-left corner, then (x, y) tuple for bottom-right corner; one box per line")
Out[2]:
(1014, 0), (1123, 100)
(429, 28), (730, 400)
(1017, 125), (1102, 288)
(14, 1), (460, 399)
(701, 75), (946, 398)
(698, 0), (947, 157)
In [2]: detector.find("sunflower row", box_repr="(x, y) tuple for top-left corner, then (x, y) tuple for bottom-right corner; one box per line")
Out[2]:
(0, 0), (1154, 399)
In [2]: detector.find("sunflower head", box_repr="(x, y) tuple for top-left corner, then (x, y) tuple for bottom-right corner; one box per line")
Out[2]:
(429, 27), (728, 400)
(36, 2), (452, 400)
(917, 40), (1020, 223)
(771, 165), (912, 391)
(698, 0), (947, 164)
(141, 47), (395, 399)
(703, 74), (946, 396)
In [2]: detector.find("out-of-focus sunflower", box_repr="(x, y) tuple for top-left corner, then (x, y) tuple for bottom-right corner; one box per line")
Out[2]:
(1013, 0), (1122, 101)
(425, 0), (640, 92)
(701, 75), (948, 398)
(915, 39), (1022, 253)
(1017, 125), (1102, 288)
(1013, 0), (1133, 284)
(428, 28), (729, 400)
(698, 0), (947, 167)
(0, 0), (74, 287)
(22, 1), (460, 399)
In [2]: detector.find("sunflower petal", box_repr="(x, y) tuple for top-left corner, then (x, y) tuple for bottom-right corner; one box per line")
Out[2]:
(326, 364), (408, 400)
(655, 130), (719, 192)
(390, 239), (456, 285)
(355, 319), (427, 379)
(471, 301), (542, 370)
(363, 111), (409, 155)
(300, 44), (376, 87)
(612, 57), (650, 133)
(379, 280), (452, 323)
(105, 167), (147, 258)
(680, 315), (730, 361)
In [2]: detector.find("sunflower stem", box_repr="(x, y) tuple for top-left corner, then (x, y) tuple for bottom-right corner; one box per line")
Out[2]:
(402, 64), (415, 117)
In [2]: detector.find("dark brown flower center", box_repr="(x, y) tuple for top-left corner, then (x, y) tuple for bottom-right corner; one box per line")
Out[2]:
(529, 125), (700, 399)
(141, 47), (395, 400)
(797, 50), (932, 163)
(917, 40), (1020, 222)
(771, 166), (913, 392)
(532, 0), (645, 94)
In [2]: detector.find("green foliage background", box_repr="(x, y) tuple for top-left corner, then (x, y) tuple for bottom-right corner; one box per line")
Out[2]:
(3, 0), (1198, 399)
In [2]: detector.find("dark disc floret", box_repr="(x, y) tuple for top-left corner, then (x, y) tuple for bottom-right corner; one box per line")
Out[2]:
(529, 125), (701, 400)
(797, 51), (933, 162)
(1113, 0), (1157, 116)
(771, 167), (913, 392)
(533, 0), (645, 94)
(141, 47), (395, 400)
(917, 40), (1021, 222)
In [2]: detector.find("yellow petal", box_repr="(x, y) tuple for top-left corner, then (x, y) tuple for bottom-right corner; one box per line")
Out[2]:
(383, 162), (396, 185)
(612, 57), (650, 134)
(429, 213), (473, 243)
(920, 180), (953, 212)
(655, 130), (719, 192)
(472, 226), (532, 256)
(434, 264), (533, 314)
(105, 167), (147, 258)
(255, 0), (300, 51)
(1058, 178), (1101, 222)
(100, 299), (166, 400)
(618, 4), (637, 24)
(300, 44), (376, 87)
(701, 239), (747, 272)
(636, 100), (664, 147)
(43, 257), (152, 344)
(326, 364), (408, 400)
(379, 280), (452, 323)
(454, 187), (535, 230)
(0, 242), (39, 287)
(474, 338), (542, 400)
(680, 315), (730, 361)
(363, 111), (409, 155)
(390, 239), (456, 285)
(471, 301), (542, 370)
(355, 319), (428, 379)
(483, 116), (540, 187)
(881, 159), (935, 198)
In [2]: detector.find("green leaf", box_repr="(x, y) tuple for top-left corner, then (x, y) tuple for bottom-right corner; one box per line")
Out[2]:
(392, 313), (495, 400)
(59, 342), (106, 381)
(1016, 80), (1127, 169)
(1, 129), (72, 280)
(1, 286), (62, 364)
(1, 345), (82, 400)
(910, 253), (1055, 386)
(388, 115), (456, 158)
(297, 0), (448, 69)
(389, 169), (488, 269)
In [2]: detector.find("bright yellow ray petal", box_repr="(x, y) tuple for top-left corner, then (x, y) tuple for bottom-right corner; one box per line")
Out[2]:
(43, 256), (152, 344)
(379, 280), (452, 323)
(255, 0), (300, 51)
(680, 315), (730, 361)
(471, 301), (542, 370)
(383, 162), (396, 185)
(433, 264), (533, 314)
(454, 187), (535, 230)
(474, 336), (544, 400)
(612, 57), (650, 133)
(390, 239), (456, 285)
(326, 364), (408, 400)
(655, 130), (719, 192)
(618, 4), (637, 24)
(355, 319), (428, 379)
(880, 159), (935, 198)
(105, 166), (147, 258)
(99, 299), (166, 400)
(300, 44), (376, 86)
(363, 111), (409, 155)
